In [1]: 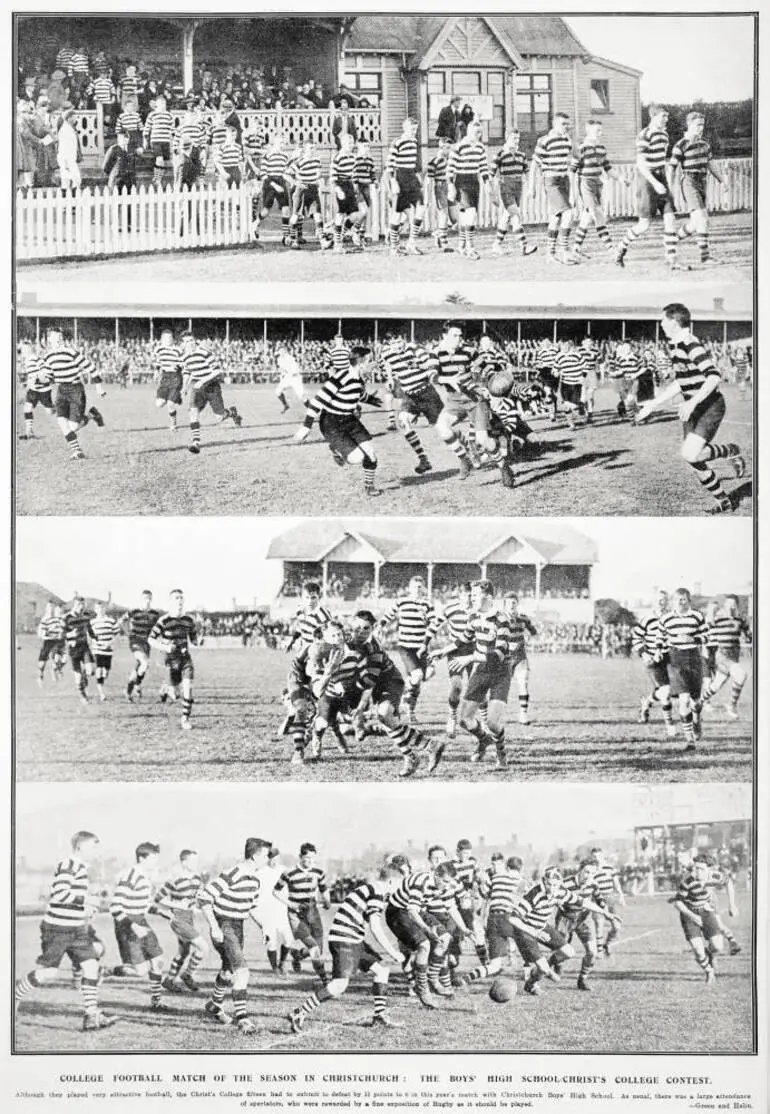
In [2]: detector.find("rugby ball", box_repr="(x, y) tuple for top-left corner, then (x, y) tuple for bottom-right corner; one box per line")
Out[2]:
(487, 370), (515, 398)
(489, 977), (517, 1003)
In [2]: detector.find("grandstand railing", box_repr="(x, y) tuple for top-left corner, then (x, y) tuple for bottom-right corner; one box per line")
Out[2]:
(16, 158), (752, 262)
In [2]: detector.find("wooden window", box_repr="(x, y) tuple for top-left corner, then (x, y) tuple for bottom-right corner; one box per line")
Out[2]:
(515, 73), (552, 152)
(341, 71), (383, 108)
(590, 78), (611, 113)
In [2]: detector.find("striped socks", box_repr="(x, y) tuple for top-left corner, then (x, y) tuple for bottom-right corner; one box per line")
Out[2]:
(232, 988), (248, 1023)
(404, 429), (427, 462)
(387, 723), (423, 755)
(688, 460), (729, 505)
(702, 442), (739, 461)
(372, 982), (387, 1018)
(681, 711), (696, 747)
(663, 232), (678, 266)
(65, 430), (82, 458)
(697, 232), (709, 261)
(362, 459), (378, 492)
(547, 227), (558, 254)
(24, 408), (34, 437)
(168, 408), (177, 430)
(149, 971), (163, 1006)
(81, 976), (99, 1017)
(190, 420), (201, 449)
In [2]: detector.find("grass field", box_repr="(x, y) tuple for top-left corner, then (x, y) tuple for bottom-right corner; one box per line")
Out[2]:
(13, 894), (754, 1053)
(16, 212), (752, 288)
(15, 382), (753, 517)
(15, 638), (753, 783)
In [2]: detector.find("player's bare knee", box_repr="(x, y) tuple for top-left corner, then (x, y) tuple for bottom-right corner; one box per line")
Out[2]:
(558, 943), (576, 960)
(326, 978), (347, 997)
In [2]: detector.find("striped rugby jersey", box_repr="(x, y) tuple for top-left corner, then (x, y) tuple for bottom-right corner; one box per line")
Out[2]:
(426, 152), (448, 182)
(353, 155), (376, 185)
(657, 609), (708, 654)
(631, 614), (667, 658)
(110, 865), (153, 920)
(262, 149), (291, 178)
(274, 865), (328, 910)
(294, 153), (322, 185)
(90, 614), (120, 655)
(450, 855), (482, 894)
(535, 343), (559, 371)
(328, 881), (384, 944)
(555, 348), (585, 385)
(425, 344), (479, 397)
(116, 109), (142, 135)
(155, 345), (183, 377)
(42, 347), (96, 386)
(43, 857), (92, 928)
(610, 350), (640, 379)
(356, 639), (402, 693)
(636, 124), (669, 174)
(533, 132), (573, 176)
(487, 871), (525, 914)
(70, 51), (89, 74)
(38, 614), (65, 641)
(379, 341), (431, 395)
(670, 137), (712, 176)
(25, 354), (54, 392)
(181, 346), (222, 388)
(92, 76), (115, 104)
(423, 876), (463, 916)
(154, 870), (203, 909)
(508, 614), (537, 656)
(143, 110), (174, 145)
(494, 149), (528, 178)
(558, 874), (604, 918)
(243, 133), (263, 161)
(149, 613), (198, 657)
(675, 871), (714, 913)
(200, 863), (261, 920)
(120, 74), (139, 102)
(306, 367), (370, 419)
(125, 607), (162, 644)
(708, 615), (751, 659)
(329, 344), (352, 374)
(178, 118), (206, 149)
(667, 334), (722, 401)
(467, 610), (513, 666)
(382, 598), (439, 649)
(514, 880), (566, 933)
(290, 605), (333, 651)
(209, 122), (228, 149)
(388, 870), (438, 912)
(330, 150), (355, 183)
(439, 598), (473, 648)
(448, 139), (490, 180)
(63, 611), (94, 650)
(218, 141), (243, 169)
(387, 135), (420, 173)
(56, 47), (74, 70)
(571, 141), (611, 179)
(307, 641), (363, 695)
(579, 346), (599, 375)
(490, 395), (523, 428)
(591, 865), (619, 899)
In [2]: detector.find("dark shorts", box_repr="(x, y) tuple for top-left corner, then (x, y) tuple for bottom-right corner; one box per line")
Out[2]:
(465, 661), (512, 705)
(289, 904), (323, 950)
(680, 908), (721, 942)
(223, 166), (242, 187)
(645, 659), (670, 689)
(26, 387), (54, 409)
(401, 384), (443, 426)
(37, 921), (99, 968)
(398, 647), (428, 684)
(455, 173), (480, 210)
(335, 180), (358, 216)
(682, 174), (708, 212)
(499, 178), (523, 209)
(151, 141), (172, 162)
(262, 176), (291, 211)
(113, 917), (163, 966)
(170, 908), (200, 944)
(191, 378), (225, 414)
(212, 917), (246, 972)
(537, 369), (558, 394)
(683, 391), (725, 442)
(130, 639), (151, 657)
(319, 411), (372, 458)
(371, 667), (405, 709)
(486, 910), (517, 961)
(512, 923), (566, 965)
(38, 638), (64, 663)
(545, 175), (572, 217)
(94, 653), (113, 672)
(329, 939), (381, 980)
(636, 373), (655, 403)
(386, 903), (427, 950)
(68, 644), (93, 672)
(356, 183), (372, 209)
(433, 181), (449, 210)
(295, 183), (321, 214)
(667, 649), (703, 699)
(394, 169), (423, 213)
(156, 372), (183, 405)
(447, 645), (474, 679)
(167, 653), (194, 686)
(638, 174), (675, 219)
(55, 381), (87, 423)
(579, 177), (604, 209)
(560, 381), (583, 406)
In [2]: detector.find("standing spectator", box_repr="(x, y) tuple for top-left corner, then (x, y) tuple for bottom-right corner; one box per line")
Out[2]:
(436, 95), (461, 141)
(222, 99), (242, 144)
(457, 103), (475, 140)
(92, 68), (117, 128)
(331, 99), (357, 149)
(138, 76), (159, 119)
(29, 94), (56, 187)
(69, 45), (90, 93)
(16, 98), (43, 188)
(103, 130), (137, 194)
(56, 106), (81, 191)
(119, 62), (140, 108)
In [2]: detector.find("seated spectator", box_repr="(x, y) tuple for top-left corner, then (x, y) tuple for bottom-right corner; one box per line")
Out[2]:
(330, 82), (359, 109)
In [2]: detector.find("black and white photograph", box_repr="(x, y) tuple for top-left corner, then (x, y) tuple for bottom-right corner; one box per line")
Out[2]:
(14, 781), (754, 1054)
(15, 516), (753, 784)
(15, 308), (753, 516)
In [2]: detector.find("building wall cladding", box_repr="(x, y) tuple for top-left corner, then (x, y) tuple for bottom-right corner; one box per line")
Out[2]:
(576, 59), (641, 161)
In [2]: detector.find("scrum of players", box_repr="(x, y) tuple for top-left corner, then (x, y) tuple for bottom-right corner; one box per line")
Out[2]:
(15, 829), (744, 1038)
(32, 575), (750, 766)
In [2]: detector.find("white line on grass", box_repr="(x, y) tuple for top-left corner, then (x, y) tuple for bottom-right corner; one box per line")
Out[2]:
(610, 928), (664, 949)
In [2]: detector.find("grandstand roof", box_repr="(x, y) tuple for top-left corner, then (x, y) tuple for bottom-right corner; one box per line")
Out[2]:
(347, 15), (588, 59)
(267, 521), (598, 566)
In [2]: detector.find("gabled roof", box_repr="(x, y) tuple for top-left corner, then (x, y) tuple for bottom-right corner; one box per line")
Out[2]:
(267, 520), (598, 566)
(347, 15), (588, 60)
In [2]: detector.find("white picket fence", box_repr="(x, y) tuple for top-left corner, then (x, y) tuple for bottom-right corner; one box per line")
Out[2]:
(16, 158), (752, 262)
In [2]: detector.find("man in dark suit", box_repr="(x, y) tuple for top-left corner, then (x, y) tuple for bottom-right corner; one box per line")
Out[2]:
(436, 95), (461, 141)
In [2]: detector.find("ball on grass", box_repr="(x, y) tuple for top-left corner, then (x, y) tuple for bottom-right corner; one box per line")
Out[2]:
(489, 976), (517, 1003)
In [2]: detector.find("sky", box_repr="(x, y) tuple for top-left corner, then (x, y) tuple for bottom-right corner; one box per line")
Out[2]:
(16, 516), (753, 612)
(15, 782), (751, 870)
(566, 15), (755, 104)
